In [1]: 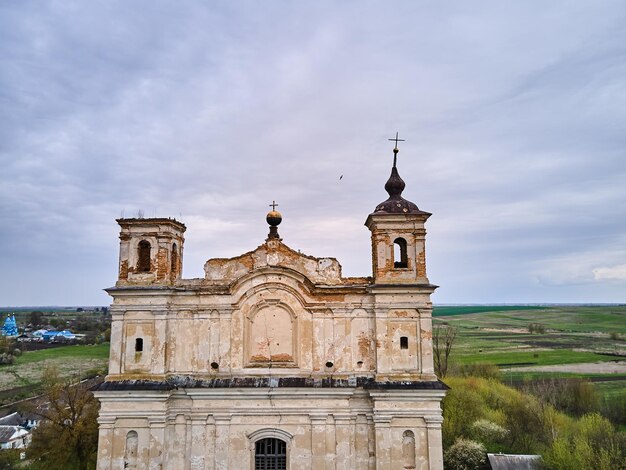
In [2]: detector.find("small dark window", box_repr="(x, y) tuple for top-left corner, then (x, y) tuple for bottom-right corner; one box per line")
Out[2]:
(171, 243), (178, 277)
(255, 438), (286, 470)
(135, 338), (143, 353)
(137, 240), (151, 272)
(393, 238), (408, 268)
(400, 336), (408, 349)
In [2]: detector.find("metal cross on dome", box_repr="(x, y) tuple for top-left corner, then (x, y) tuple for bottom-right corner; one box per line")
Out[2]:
(269, 201), (278, 211)
(388, 132), (405, 167)
(388, 132), (405, 151)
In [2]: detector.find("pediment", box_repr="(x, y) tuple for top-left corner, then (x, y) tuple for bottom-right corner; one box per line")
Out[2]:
(203, 239), (342, 285)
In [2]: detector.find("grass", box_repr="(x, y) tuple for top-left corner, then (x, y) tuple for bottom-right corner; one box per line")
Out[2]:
(13, 343), (110, 365)
(435, 305), (626, 334)
(436, 306), (626, 385)
(451, 349), (619, 367)
(595, 380), (626, 399)
(0, 343), (110, 406)
(433, 305), (545, 316)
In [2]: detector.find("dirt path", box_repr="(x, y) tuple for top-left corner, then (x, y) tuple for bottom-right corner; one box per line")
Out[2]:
(506, 361), (626, 374)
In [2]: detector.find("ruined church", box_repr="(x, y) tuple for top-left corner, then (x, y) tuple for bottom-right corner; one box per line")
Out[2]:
(95, 143), (446, 469)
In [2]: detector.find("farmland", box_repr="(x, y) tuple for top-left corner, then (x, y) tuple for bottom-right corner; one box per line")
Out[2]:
(433, 305), (626, 402)
(0, 343), (109, 406)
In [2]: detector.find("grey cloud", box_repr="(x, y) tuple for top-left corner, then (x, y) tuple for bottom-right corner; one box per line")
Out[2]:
(1, 1), (625, 305)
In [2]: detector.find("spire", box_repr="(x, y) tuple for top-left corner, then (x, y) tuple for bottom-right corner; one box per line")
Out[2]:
(373, 133), (422, 214)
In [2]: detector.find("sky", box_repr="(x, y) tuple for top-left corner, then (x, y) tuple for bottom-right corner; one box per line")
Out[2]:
(1, 1), (625, 306)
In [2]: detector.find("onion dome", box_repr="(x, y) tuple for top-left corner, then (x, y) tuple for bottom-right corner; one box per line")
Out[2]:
(374, 146), (421, 214)
(266, 201), (282, 239)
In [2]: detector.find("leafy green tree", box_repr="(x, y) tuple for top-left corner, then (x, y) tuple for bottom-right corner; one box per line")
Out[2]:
(442, 379), (486, 447)
(544, 413), (625, 470)
(23, 367), (99, 470)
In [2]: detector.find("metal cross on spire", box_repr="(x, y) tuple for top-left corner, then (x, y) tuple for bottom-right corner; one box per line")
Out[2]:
(388, 132), (405, 167)
(269, 201), (278, 211)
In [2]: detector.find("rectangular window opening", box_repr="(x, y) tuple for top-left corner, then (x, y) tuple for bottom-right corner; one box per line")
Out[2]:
(400, 336), (409, 349)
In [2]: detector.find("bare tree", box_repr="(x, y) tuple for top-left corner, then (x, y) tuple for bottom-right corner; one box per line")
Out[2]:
(433, 325), (458, 378)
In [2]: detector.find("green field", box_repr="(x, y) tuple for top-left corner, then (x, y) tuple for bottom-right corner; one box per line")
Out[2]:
(433, 305), (546, 317)
(0, 344), (109, 406)
(12, 343), (110, 365)
(434, 306), (625, 389)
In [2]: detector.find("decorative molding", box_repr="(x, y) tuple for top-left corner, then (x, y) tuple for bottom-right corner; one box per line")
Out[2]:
(247, 428), (294, 444)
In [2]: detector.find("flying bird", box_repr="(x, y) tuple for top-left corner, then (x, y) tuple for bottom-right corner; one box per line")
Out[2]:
(339, 175), (343, 180)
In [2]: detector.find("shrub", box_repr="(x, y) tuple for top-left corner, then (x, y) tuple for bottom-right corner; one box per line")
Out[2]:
(471, 419), (508, 445)
(528, 323), (546, 334)
(443, 376), (626, 466)
(13, 348), (21, 356)
(444, 438), (486, 470)
(0, 353), (14, 365)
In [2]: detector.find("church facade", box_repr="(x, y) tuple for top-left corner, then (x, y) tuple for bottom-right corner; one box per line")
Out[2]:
(95, 146), (446, 470)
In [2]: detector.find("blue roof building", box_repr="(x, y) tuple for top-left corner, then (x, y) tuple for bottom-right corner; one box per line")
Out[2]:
(1, 314), (18, 337)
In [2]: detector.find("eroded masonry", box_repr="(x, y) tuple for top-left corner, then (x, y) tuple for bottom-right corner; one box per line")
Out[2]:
(95, 145), (446, 470)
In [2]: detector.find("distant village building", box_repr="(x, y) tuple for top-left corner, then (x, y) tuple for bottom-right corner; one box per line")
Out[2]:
(0, 412), (34, 450)
(95, 143), (446, 469)
(41, 330), (76, 342)
(1, 314), (18, 336)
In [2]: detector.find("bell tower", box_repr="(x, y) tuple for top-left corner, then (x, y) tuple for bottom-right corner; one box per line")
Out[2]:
(364, 135), (438, 382)
(365, 138), (431, 285)
(116, 217), (186, 286)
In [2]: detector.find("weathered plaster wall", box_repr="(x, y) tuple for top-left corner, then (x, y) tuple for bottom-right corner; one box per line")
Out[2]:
(106, 284), (435, 381)
(95, 389), (445, 470)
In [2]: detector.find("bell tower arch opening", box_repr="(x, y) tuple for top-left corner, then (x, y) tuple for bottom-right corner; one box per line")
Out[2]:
(394, 237), (408, 268)
(137, 240), (151, 272)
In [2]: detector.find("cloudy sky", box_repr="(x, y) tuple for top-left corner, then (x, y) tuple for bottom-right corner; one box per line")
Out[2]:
(1, 1), (625, 306)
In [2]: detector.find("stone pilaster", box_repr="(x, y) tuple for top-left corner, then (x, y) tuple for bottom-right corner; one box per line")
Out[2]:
(373, 415), (392, 470)
(426, 416), (444, 470)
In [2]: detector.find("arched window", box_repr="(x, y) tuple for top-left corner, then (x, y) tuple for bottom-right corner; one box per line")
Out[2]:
(125, 431), (138, 469)
(394, 238), (408, 269)
(255, 438), (286, 470)
(171, 243), (178, 278)
(402, 430), (416, 469)
(137, 240), (151, 272)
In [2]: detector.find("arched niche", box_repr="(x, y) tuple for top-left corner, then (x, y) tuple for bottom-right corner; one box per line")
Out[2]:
(124, 430), (138, 469)
(402, 430), (416, 469)
(247, 301), (297, 367)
